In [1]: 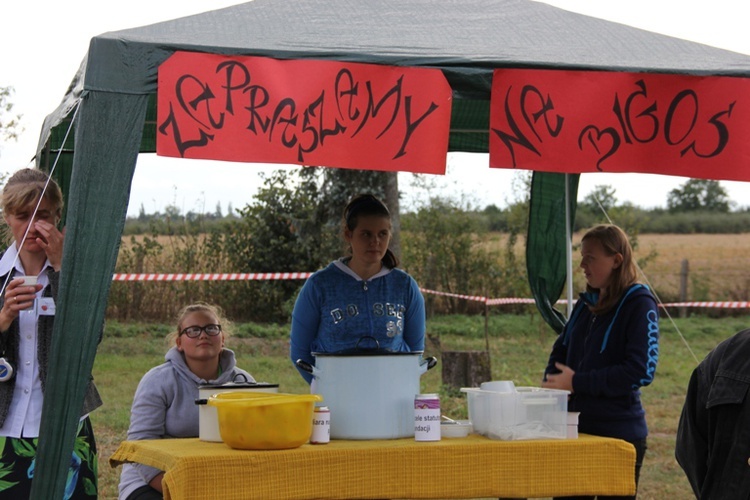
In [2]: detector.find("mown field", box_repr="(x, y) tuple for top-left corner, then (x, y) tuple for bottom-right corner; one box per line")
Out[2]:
(93, 315), (749, 499)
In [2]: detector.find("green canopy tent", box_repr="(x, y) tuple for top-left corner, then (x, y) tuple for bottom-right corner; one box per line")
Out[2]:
(31, 0), (750, 496)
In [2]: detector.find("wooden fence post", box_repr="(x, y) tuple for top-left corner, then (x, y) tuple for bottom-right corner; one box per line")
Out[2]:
(441, 351), (491, 389)
(679, 259), (689, 318)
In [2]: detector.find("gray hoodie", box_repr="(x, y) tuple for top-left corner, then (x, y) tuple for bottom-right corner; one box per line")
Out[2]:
(118, 346), (254, 499)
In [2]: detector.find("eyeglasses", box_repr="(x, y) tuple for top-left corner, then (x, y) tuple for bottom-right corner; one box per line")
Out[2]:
(179, 324), (222, 338)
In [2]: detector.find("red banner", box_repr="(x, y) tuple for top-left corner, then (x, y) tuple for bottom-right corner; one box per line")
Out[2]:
(156, 52), (452, 174)
(489, 69), (750, 181)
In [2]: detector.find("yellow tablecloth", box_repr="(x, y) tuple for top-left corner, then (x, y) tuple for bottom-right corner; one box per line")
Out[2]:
(110, 434), (635, 499)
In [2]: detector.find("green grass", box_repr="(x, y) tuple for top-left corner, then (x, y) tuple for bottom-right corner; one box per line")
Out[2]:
(94, 312), (742, 499)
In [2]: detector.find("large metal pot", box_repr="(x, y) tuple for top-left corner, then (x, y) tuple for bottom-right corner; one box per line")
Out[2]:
(195, 374), (279, 442)
(296, 338), (437, 440)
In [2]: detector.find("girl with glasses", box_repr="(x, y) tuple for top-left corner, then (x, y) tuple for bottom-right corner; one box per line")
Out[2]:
(119, 303), (255, 500)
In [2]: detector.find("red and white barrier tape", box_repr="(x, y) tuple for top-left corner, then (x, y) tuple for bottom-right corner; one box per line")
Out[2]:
(112, 272), (312, 282)
(110, 274), (750, 308)
(418, 288), (486, 302)
(660, 301), (749, 309)
(420, 289), (750, 309)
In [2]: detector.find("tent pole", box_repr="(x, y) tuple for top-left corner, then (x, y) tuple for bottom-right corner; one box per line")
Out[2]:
(565, 173), (574, 319)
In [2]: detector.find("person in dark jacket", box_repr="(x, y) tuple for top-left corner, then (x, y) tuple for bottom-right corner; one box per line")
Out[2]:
(542, 224), (660, 500)
(675, 329), (750, 499)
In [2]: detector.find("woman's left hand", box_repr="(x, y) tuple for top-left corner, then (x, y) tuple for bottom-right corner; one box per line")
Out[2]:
(34, 221), (65, 271)
(542, 362), (575, 392)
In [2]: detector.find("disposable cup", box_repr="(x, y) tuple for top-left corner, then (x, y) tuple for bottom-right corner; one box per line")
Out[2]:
(19, 276), (38, 311)
(480, 380), (516, 393)
(20, 276), (38, 287)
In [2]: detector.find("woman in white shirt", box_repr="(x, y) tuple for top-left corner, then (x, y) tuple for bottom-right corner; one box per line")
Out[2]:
(0, 168), (102, 499)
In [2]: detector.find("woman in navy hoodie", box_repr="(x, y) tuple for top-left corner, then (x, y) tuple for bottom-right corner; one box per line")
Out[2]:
(543, 224), (659, 499)
(290, 194), (426, 384)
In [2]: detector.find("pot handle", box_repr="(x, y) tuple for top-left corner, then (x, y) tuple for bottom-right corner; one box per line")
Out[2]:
(419, 356), (438, 374)
(296, 359), (316, 375)
(194, 399), (208, 405)
(232, 372), (250, 383)
(426, 356), (438, 370)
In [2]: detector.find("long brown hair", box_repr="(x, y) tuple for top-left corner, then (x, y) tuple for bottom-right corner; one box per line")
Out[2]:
(582, 224), (638, 315)
(342, 194), (399, 268)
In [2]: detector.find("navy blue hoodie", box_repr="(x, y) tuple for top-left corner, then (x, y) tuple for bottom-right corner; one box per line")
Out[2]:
(545, 284), (659, 441)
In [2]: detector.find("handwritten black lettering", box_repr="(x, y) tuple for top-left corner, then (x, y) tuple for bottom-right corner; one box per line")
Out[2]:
(335, 69), (360, 121)
(490, 85), (543, 167)
(664, 90), (698, 146)
(520, 85), (564, 142)
(493, 76), (737, 171)
(612, 80), (658, 144)
(352, 78), (403, 139)
(577, 125), (621, 171)
(158, 103), (215, 157)
(217, 60), (251, 115)
(175, 75), (224, 130)
(244, 85), (271, 134)
(680, 102), (735, 158)
(159, 60), (441, 163)
(395, 97), (439, 160)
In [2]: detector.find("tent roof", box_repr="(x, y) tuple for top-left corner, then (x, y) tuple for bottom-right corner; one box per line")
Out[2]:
(40, 0), (750, 160)
(85, 0), (750, 97)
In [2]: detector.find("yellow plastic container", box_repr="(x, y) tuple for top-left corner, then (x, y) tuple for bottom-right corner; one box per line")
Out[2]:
(207, 391), (323, 450)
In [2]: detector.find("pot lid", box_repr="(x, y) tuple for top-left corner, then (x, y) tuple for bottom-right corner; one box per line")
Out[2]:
(198, 381), (279, 390)
(313, 335), (424, 356)
(198, 372), (278, 390)
(312, 349), (424, 357)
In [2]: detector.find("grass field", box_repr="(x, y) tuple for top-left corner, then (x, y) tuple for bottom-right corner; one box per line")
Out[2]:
(92, 311), (749, 499)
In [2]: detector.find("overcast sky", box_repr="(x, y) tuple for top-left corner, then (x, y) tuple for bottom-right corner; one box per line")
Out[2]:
(2, 0), (749, 216)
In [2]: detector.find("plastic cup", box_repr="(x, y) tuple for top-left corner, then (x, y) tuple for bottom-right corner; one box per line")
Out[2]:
(20, 276), (38, 287)
(480, 380), (516, 393)
(19, 276), (38, 311)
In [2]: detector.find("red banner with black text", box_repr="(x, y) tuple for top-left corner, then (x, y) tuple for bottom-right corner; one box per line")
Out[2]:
(156, 52), (452, 174)
(489, 69), (750, 181)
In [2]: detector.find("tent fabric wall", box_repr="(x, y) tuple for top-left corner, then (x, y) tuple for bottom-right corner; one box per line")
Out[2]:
(30, 1), (750, 497)
(31, 91), (148, 499)
(527, 172), (579, 334)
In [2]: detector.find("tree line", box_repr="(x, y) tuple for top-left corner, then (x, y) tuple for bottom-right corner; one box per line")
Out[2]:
(107, 168), (750, 323)
(124, 176), (750, 236)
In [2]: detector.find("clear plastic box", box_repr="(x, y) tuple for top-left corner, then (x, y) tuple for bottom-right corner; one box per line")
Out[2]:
(460, 387), (569, 440)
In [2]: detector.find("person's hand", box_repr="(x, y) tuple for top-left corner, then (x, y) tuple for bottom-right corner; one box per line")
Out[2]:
(0, 278), (43, 331)
(542, 362), (575, 393)
(149, 472), (165, 493)
(34, 221), (65, 271)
